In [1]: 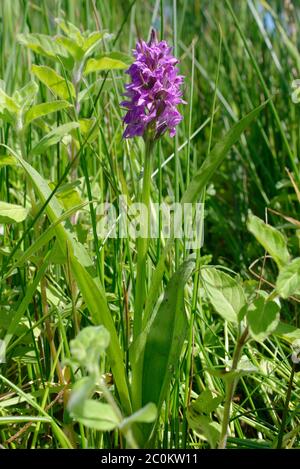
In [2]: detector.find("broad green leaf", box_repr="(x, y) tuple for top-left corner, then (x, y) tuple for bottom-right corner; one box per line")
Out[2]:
(247, 213), (290, 268)
(32, 65), (75, 100)
(274, 321), (300, 343)
(201, 267), (246, 323)
(25, 100), (72, 125)
(10, 155), (131, 415)
(30, 122), (79, 156)
(187, 411), (221, 449)
(0, 88), (19, 113)
(84, 52), (131, 74)
(190, 390), (223, 415)
(82, 31), (113, 54)
(143, 101), (269, 327)
(49, 181), (83, 210)
(0, 154), (16, 167)
(67, 377), (95, 413)
(276, 258), (300, 299)
(120, 403), (157, 430)
(69, 399), (118, 431)
(247, 297), (280, 342)
(0, 201), (28, 223)
(55, 36), (84, 61)
(56, 188), (82, 210)
(69, 326), (110, 372)
(18, 33), (69, 59)
(137, 258), (195, 445)
(13, 81), (38, 109)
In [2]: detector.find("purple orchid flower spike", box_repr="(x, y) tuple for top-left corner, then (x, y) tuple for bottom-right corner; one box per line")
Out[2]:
(121, 29), (185, 140)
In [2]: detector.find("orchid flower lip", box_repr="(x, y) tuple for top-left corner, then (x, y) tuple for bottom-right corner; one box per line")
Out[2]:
(121, 29), (185, 140)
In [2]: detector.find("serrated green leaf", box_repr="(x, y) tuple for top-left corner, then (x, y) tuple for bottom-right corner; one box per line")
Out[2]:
(247, 213), (290, 268)
(0, 202), (28, 223)
(32, 65), (75, 100)
(276, 258), (300, 299)
(84, 52), (131, 74)
(25, 100), (72, 125)
(30, 122), (79, 156)
(201, 267), (245, 323)
(247, 297), (280, 342)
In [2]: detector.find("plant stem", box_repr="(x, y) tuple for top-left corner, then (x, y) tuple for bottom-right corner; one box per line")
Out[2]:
(218, 326), (249, 449)
(133, 139), (154, 340)
(276, 363), (295, 449)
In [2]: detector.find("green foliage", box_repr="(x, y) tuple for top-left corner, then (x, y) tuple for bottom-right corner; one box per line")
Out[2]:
(30, 122), (79, 156)
(276, 258), (300, 299)
(32, 65), (75, 100)
(187, 412), (221, 449)
(141, 257), (195, 416)
(0, 201), (28, 223)
(25, 101), (72, 125)
(247, 213), (290, 268)
(69, 398), (119, 431)
(84, 52), (131, 74)
(201, 267), (245, 323)
(246, 297), (280, 342)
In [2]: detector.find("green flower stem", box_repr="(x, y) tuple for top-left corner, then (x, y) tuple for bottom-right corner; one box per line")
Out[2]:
(218, 326), (249, 449)
(133, 138), (154, 340)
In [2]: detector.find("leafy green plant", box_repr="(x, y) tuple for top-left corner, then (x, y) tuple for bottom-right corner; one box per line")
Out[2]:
(66, 326), (156, 448)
